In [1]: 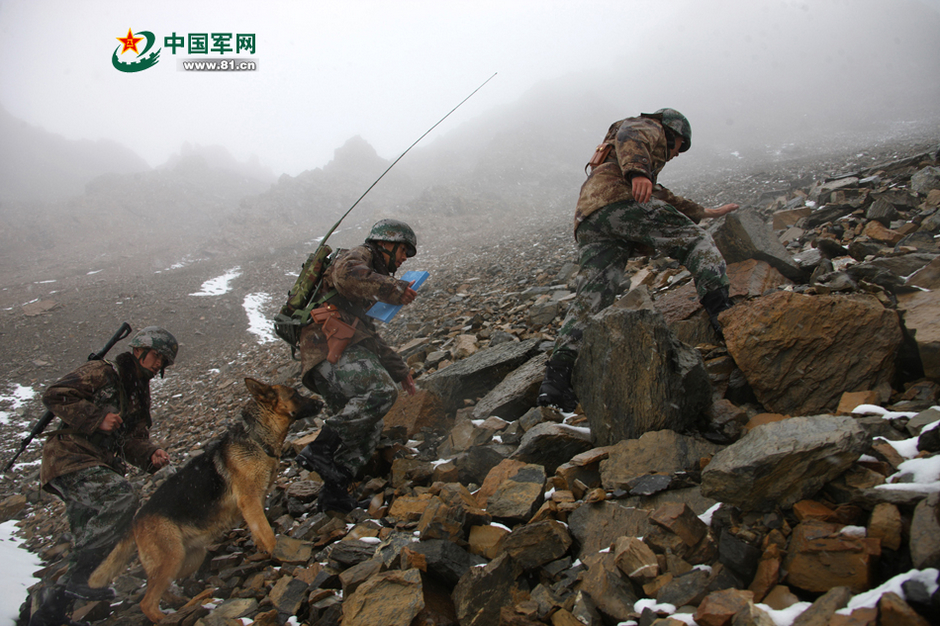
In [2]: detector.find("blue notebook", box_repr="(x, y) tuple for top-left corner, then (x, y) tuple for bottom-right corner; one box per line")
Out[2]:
(366, 270), (430, 322)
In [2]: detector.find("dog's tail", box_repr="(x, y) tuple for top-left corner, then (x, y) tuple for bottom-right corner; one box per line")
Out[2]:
(88, 531), (137, 588)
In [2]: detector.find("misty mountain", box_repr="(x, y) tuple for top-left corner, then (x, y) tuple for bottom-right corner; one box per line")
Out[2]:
(0, 102), (150, 203)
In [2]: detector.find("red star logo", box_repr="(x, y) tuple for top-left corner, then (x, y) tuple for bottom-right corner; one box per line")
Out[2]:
(116, 28), (143, 55)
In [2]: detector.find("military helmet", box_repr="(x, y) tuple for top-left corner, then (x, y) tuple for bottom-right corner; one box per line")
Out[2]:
(366, 219), (417, 257)
(128, 326), (178, 366)
(649, 107), (692, 153)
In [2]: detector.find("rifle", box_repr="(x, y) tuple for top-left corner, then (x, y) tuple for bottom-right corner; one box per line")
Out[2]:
(3, 322), (133, 472)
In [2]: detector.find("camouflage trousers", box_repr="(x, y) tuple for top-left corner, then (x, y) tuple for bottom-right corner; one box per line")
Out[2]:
(311, 344), (398, 476)
(47, 466), (138, 585)
(552, 199), (729, 364)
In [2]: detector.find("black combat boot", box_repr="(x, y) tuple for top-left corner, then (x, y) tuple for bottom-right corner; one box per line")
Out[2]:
(296, 426), (359, 515)
(536, 358), (578, 413)
(27, 586), (72, 626)
(59, 549), (116, 602)
(700, 286), (733, 339)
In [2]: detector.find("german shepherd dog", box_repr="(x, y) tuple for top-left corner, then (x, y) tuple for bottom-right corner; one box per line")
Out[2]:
(89, 378), (323, 623)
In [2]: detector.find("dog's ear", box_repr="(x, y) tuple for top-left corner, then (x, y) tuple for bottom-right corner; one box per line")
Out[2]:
(245, 378), (274, 403)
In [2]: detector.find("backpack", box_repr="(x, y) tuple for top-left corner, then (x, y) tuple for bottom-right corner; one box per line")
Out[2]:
(273, 245), (335, 356)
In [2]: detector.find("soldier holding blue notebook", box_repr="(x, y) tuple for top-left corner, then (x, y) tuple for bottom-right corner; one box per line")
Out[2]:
(296, 219), (420, 514)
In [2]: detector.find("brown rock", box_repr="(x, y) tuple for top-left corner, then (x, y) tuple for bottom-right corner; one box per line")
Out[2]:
(868, 502), (902, 551)
(496, 519), (572, 570)
(702, 415), (869, 511)
(837, 390), (882, 415)
(383, 389), (449, 438)
(693, 588), (755, 626)
(727, 259), (793, 298)
(468, 524), (509, 560)
(828, 606), (877, 626)
(453, 553), (524, 626)
(747, 545), (782, 603)
(731, 602), (777, 626)
(600, 430), (720, 491)
(784, 520), (880, 593)
(388, 493), (435, 523)
(476, 459), (528, 508)
(792, 499), (839, 523)
(484, 463), (546, 521)
(417, 496), (465, 542)
(877, 591), (931, 626)
(790, 585), (853, 626)
(862, 220), (904, 245)
(761, 585), (801, 611)
(614, 536), (659, 584)
(723, 291), (902, 415)
(342, 568), (426, 626)
(578, 552), (638, 623)
(649, 502), (709, 548)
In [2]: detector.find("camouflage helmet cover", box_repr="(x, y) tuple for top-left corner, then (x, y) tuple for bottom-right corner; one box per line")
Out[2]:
(366, 219), (417, 257)
(643, 107), (692, 153)
(128, 326), (178, 366)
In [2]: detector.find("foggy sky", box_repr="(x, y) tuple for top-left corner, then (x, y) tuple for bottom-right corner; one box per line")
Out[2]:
(1, 0), (939, 178)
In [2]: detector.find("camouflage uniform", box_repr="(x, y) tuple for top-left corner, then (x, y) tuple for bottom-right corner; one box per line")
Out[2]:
(40, 351), (161, 590)
(298, 243), (412, 475)
(552, 113), (729, 365)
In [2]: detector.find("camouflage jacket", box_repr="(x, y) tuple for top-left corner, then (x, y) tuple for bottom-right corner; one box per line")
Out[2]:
(574, 115), (707, 234)
(299, 243), (412, 386)
(40, 351), (160, 491)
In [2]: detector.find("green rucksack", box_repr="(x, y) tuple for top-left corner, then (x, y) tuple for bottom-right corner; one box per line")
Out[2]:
(273, 245), (335, 356)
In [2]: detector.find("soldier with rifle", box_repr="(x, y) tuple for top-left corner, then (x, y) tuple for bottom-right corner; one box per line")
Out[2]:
(24, 325), (178, 626)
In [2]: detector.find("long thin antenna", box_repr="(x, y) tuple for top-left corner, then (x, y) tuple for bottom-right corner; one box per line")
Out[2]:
(319, 72), (497, 245)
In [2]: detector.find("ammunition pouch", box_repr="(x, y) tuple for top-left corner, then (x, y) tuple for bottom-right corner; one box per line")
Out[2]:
(585, 142), (613, 175)
(309, 304), (359, 364)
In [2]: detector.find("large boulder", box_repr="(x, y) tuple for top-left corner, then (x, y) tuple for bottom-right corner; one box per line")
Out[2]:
(422, 338), (541, 414)
(701, 414), (869, 511)
(573, 308), (712, 445)
(722, 291), (902, 415)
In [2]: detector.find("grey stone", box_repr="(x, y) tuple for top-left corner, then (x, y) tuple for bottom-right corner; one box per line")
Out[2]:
(472, 352), (548, 422)
(701, 415), (870, 511)
(910, 492), (940, 569)
(510, 422), (594, 475)
(714, 210), (803, 281)
(422, 338), (541, 414)
(912, 166), (940, 195)
(574, 308), (712, 446)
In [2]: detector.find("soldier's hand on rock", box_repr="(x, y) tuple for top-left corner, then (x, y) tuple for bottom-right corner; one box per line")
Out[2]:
(704, 203), (739, 218)
(99, 412), (123, 432)
(632, 176), (653, 203)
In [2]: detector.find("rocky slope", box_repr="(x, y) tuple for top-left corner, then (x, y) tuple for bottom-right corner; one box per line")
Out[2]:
(1, 135), (940, 625)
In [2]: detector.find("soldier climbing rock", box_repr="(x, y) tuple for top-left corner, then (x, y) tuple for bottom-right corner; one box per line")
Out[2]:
(538, 108), (739, 412)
